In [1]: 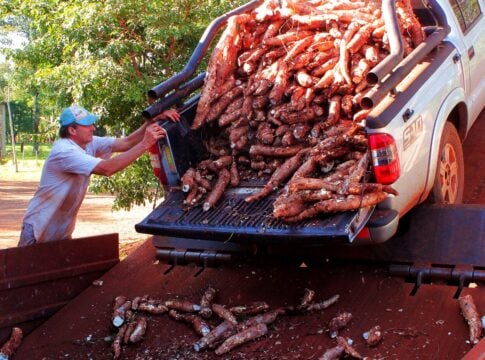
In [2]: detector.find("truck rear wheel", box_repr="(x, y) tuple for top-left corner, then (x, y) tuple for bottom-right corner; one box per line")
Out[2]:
(428, 122), (464, 204)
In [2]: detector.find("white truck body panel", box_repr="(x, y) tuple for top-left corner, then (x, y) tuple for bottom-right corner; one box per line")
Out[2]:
(370, 0), (484, 217)
(462, 3), (485, 124)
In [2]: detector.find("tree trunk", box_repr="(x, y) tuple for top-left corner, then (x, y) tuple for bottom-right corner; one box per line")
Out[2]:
(0, 104), (6, 159)
(7, 87), (18, 172)
(33, 89), (39, 154)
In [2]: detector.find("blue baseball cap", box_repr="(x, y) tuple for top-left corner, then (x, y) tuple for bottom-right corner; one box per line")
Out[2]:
(60, 105), (98, 126)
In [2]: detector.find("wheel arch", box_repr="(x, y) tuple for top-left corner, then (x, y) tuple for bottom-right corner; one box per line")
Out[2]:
(419, 87), (467, 203)
(447, 101), (468, 142)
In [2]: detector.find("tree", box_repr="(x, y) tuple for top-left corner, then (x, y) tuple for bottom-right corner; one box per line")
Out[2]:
(0, 0), (245, 209)
(1, 10), (41, 152)
(6, 100), (33, 136)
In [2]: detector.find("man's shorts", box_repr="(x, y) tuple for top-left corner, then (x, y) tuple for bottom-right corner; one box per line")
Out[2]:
(18, 223), (36, 247)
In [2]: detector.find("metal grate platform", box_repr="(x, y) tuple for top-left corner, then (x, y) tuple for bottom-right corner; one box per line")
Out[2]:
(136, 188), (374, 244)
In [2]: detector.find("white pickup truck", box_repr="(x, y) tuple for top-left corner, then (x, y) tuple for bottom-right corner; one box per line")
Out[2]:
(136, 0), (484, 248)
(359, 0), (485, 241)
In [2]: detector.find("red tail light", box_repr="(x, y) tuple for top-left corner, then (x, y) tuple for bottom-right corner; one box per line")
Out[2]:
(356, 226), (370, 241)
(368, 133), (400, 185)
(148, 144), (168, 185)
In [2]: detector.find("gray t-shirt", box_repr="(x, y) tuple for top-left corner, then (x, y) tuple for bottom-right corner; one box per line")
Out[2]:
(22, 136), (115, 243)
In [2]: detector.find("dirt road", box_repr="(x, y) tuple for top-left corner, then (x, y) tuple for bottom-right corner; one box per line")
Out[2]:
(0, 180), (156, 250)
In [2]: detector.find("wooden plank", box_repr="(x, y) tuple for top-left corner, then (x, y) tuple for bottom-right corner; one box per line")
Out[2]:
(0, 234), (119, 343)
(462, 337), (485, 360)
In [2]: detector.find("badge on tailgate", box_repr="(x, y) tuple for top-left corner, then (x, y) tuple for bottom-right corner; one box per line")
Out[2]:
(403, 115), (423, 151)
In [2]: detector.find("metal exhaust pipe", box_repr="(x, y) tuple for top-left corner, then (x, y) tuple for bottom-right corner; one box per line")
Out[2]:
(147, 0), (262, 101)
(360, 26), (449, 109)
(142, 73), (205, 120)
(361, 0), (451, 109)
(366, 0), (404, 85)
(426, 0), (449, 29)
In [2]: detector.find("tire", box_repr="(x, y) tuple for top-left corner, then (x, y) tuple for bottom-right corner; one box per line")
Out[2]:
(428, 122), (464, 204)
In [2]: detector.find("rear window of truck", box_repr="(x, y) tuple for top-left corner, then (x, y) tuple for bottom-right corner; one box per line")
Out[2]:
(450, 0), (482, 32)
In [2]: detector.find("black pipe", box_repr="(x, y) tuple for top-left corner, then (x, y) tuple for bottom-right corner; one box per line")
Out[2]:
(361, 0), (451, 109)
(366, 42), (454, 129)
(148, 0), (263, 101)
(366, 0), (404, 85)
(142, 73), (206, 120)
(426, 0), (449, 29)
(360, 26), (450, 109)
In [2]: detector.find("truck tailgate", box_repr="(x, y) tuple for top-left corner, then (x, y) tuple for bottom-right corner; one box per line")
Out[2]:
(135, 189), (374, 244)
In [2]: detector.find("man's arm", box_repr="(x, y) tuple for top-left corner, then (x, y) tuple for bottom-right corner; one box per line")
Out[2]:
(92, 123), (165, 177)
(111, 109), (180, 153)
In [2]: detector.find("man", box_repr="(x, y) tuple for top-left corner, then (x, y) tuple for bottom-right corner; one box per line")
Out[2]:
(18, 104), (180, 246)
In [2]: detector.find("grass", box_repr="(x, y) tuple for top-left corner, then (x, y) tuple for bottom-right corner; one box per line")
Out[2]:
(5, 143), (52, 160)
(0, 143), (50, 181)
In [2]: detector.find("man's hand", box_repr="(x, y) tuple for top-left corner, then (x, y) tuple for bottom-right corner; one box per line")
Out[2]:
(142, 123), (167, 149)
(151, 109), (181, 123)
(94, 124), (168, 177)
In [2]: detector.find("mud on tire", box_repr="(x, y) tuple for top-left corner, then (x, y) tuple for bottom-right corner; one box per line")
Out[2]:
(428, 122), (464, 204)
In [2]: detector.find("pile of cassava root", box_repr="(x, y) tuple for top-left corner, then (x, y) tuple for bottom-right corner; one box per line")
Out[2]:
(108, 289), (482, 359)
(177, 0), (425, 221)
(110, 287), (356, 359)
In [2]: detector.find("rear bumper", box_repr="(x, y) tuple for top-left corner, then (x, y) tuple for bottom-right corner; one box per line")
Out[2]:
(148, 209), (400, 266)
(354, 209), (400, 244)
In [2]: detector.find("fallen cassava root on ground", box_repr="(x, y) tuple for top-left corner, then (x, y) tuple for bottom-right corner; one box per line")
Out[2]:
(458, 294), (483, 345)
(107, 287), (482, 358)
(0, 327), (23, 360)
(108, 287), (353, 358)
(174, 0), (425, 220)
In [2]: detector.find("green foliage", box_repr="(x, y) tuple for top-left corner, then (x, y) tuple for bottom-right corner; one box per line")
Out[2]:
(0, 63), (9, 92)
(37, 117), (57, 143)
(5, 100), (33, 136)
(1, 0), (246, 210)
(89, 154), (163, 211)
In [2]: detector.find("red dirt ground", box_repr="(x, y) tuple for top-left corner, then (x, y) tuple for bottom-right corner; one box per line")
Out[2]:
(0, 180), (156, 254)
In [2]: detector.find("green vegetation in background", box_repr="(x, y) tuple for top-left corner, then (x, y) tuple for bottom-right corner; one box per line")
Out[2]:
(0, 0), (246, 210)
(3, 101), (33, 134)
(5, 143), (51, 160)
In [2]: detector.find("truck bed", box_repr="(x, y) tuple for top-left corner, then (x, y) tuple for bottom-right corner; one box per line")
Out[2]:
(15, 240), (484, 359)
